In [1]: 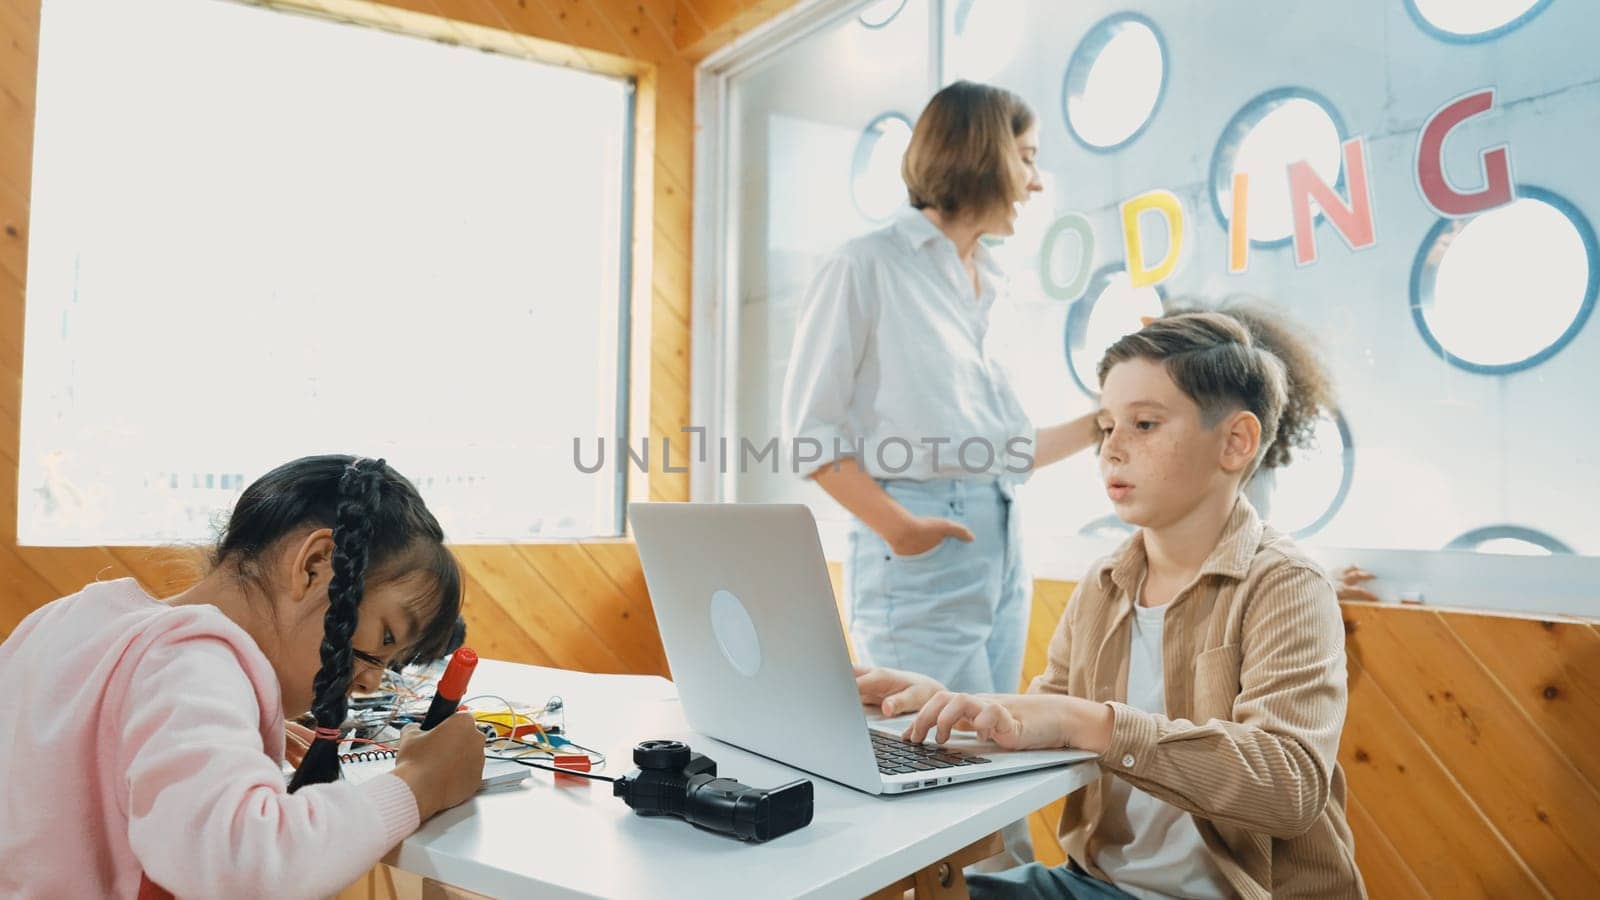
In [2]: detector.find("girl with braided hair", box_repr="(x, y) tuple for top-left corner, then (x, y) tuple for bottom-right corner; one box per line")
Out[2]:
(0, 455), (485, 899)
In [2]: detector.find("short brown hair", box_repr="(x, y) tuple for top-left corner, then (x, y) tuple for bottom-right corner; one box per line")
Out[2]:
(1163, 298), (1337, 470)
(902, 81), (1035, 222)
(1097, 312), (1289, 480)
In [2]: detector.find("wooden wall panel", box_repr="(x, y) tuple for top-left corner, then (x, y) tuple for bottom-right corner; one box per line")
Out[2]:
(452, 545), (633, 674)
(1445, 612), (1600, 793)
(674, 0), (800, 60)
(1344, 791), (1430, 900)
(1021, 579), (1074, 863)
(1345, 605), (1600, 891)
(1342, 650), (1548, 896)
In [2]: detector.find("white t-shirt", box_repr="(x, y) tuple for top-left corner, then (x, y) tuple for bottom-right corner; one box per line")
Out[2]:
(1095, 589), (1231, 899)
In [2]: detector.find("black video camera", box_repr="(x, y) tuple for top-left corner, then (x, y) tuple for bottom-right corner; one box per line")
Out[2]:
(612, 740), (814, 842)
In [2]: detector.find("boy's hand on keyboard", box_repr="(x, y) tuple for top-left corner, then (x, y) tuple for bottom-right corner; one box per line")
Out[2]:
(854, 665), (945, 717)
(902, 692), (1075, 750)
(904, 692), (1117, 753)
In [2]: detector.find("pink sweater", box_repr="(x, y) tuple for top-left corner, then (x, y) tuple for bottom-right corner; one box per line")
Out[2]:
(0, 579), (420, 899)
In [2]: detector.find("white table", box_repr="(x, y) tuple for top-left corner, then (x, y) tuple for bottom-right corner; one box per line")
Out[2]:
(385, 660), (1098, 899)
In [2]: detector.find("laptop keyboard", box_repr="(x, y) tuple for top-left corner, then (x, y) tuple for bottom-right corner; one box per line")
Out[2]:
(871, 730), (991, 775)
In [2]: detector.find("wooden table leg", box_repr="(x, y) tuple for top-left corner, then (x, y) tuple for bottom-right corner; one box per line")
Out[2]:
(863, 831), (1005, 900)
(418, 876), (492, 900)
(338, 864), (491, 900)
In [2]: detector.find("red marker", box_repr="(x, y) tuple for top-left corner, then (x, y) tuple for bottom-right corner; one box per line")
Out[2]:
(421, 647), (478, 730)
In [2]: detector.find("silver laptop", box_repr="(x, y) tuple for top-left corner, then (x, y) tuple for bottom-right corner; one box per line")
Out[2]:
(629, 502), (1096, 795)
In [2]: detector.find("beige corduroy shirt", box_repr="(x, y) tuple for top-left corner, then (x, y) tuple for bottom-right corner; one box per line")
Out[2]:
(1031, 499), (1365, 899)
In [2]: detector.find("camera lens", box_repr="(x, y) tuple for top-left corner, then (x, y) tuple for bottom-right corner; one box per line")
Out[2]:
(633, 739), (691, 770)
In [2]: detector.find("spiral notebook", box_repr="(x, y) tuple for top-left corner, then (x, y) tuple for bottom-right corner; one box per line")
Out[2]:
(340, 747), (531, 791)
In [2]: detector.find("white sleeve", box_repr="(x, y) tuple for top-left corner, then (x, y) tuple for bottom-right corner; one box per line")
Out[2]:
(780, 251), (877, 475)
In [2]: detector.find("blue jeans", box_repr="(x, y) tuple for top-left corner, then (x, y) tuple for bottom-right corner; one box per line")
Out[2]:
(846, 477), (1030, 694)
(967, 863), (1138, 899)
(847, 477), (1034, 866)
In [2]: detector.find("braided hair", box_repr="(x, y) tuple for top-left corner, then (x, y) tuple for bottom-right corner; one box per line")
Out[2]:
(211, 455), (462, 792)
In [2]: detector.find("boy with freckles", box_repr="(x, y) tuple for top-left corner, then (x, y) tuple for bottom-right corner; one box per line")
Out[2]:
(855, 313), (1364, 898)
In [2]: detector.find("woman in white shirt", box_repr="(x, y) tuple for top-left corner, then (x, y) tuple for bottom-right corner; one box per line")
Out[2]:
(782, 81), (1099, 708)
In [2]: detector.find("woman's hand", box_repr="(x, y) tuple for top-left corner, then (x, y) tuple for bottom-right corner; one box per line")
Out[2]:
(809, 459), (973, 556)
(854, 665), (946, 717)
(886, 516), (974, 557)
(1031, 412), (1102, 469)
(902, 692), (1115, 753)
(1335, 565), (1380, 602)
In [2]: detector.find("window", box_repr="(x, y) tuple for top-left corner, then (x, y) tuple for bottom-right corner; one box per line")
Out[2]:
(704, 0), (934, 543)
(1407, 0), (1551, 42)
(1064, 267), (1164, 400)
(944, 0), (1026, 84)
(1446, 525), (1574, 556)
(697, 0), (1600, 616)
(1410, 189), (1596, 374)
(21, 0), (635, 544)
(1211, 90), (1345, 245)
(857, 0), (909, 29)
(851, 113), (916, 222)
(1063, 14), (1166, 152)
(1271, 411), (1354, 539)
